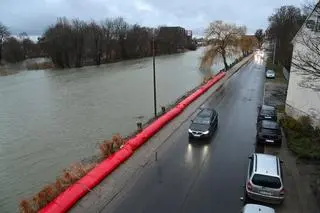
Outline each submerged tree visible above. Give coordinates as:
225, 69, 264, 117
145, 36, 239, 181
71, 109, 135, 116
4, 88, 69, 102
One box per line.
0, 22, 10, 64
201, 20, 246, 71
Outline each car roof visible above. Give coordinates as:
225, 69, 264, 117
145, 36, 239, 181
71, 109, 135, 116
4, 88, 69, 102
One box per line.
261, 105, 275, 111
243, 204, 275, 213
197, 108, 216, 117
261, 120, 279, 129
267, 69, 275, 73
254, 153, 279, 177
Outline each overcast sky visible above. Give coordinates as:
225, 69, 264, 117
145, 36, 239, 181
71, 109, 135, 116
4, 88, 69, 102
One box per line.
0, 0, 308, 37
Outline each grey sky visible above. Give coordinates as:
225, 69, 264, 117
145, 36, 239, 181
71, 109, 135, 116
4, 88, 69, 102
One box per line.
0, 0, 306, 37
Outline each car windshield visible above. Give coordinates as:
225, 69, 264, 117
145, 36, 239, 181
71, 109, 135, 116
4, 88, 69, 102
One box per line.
193, 116, 211, 124
252, 174, 281, 189
261, 127, 281, 135
261, 109, 275, 116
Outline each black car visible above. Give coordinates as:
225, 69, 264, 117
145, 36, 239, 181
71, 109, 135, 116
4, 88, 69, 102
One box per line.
257, 105, 277, 122
188, 108, 218, 140
256, 120, 282, 146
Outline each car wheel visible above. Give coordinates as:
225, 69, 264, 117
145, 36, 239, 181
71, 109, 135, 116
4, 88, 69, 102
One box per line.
243, 192, 250, 204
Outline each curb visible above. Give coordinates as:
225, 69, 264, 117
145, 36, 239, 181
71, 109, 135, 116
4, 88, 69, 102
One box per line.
39, 55, 252, 213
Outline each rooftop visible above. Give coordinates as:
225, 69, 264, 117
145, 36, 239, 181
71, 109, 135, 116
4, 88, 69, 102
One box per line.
255, 153, 279, 177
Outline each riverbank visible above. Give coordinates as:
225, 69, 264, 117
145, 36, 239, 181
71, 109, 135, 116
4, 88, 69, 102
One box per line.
0, 49, 197, 77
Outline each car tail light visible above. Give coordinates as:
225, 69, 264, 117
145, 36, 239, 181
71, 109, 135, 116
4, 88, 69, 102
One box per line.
280, 188, 285, 196
247, 181, 253, 191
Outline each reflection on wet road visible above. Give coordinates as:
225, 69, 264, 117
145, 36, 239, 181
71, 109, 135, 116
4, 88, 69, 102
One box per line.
102, 59, 266, 213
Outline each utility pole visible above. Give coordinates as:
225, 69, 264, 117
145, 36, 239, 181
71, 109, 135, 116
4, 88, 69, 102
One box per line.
152, 29, 157, 117
273, 38, 277, 65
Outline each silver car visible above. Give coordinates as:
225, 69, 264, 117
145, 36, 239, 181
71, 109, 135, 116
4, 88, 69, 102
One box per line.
245, 153, 284, 204
242, 204, 275, 213
266, 70, 275, 78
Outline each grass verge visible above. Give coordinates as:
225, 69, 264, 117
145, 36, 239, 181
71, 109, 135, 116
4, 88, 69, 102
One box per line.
280, 115, 320, 160
265, 57, 286, 83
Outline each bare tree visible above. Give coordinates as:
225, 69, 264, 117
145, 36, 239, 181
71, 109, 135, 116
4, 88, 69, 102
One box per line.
0, 22, 10, 64
266, 5, 306, 69
113, 17, 129, 59
239, 35, 257, 56
201, 20, 246, 71
125, 24, 151, 58
102, 18, 114, 62
3, 37, 24, 63
254, 29, 264, 48
291, 4, 320, 90
71, 19, 87, 67
42, 17, 74, 68
18, 32, 37, 59
302, 0, 317, 16
87, 21, 104, 65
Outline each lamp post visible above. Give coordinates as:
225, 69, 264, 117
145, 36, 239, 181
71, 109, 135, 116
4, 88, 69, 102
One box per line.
152, 29, 157, 117
273, 38, 277, 65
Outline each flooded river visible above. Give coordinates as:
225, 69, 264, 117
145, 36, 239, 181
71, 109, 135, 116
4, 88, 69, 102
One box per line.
0, 48, 231, 212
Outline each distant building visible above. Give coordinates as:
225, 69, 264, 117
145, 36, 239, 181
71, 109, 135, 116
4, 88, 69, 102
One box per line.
285, 2, 320, 126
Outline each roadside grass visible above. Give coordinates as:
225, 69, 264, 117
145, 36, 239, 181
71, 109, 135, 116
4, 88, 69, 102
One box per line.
280, 115, 320, 160
265, 58, 286, 83
276, 104, 285, 114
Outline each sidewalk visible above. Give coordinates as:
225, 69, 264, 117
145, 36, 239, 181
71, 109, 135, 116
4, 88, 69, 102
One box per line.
262, 60, 320, 213
70, 55, 253, 213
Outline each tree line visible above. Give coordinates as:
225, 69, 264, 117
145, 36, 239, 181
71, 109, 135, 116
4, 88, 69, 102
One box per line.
0, 17, 196, 68
0, 25, 42, 64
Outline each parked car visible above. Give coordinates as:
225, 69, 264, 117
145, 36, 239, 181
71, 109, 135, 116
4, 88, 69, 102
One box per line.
188, 108, 218, 140
256, 120, 282, 146
241, 204, 275, 213
257, 105, 277, 122
266, 70, 275, 79
245, 153, 285, 204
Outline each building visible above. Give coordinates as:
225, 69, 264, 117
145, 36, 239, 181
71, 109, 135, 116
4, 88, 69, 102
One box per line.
285, 2, 320, 126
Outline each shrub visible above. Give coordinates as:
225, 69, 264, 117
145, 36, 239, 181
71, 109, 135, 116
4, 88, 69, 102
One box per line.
298, 116, 314, 136
280, 115, 303, 132
99, 134, 125, 157
281, 115, 320, 160
19, 200, 35, 213
19, 162, 95, 213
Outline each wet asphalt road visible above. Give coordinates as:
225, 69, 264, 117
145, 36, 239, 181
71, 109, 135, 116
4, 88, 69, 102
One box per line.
102, 59, 265, 213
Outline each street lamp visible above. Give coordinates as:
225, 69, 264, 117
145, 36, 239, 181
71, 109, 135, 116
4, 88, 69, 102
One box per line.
152, 29, 157, 117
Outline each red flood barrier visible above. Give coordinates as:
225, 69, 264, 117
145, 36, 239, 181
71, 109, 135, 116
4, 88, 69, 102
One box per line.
39, 147, 133, 213
40, 71, 226, 213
